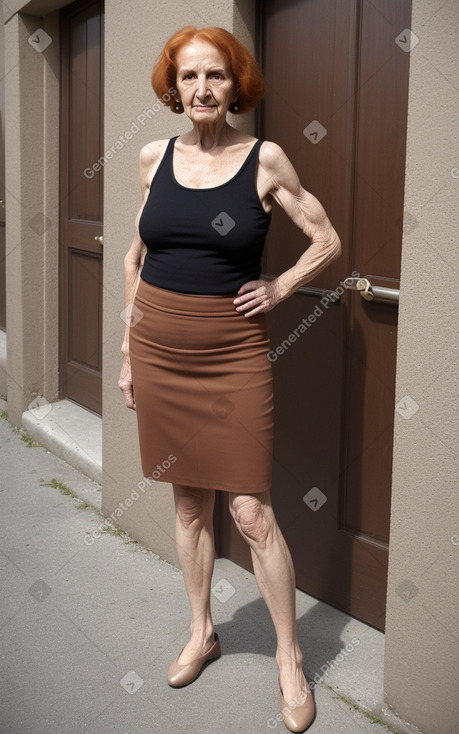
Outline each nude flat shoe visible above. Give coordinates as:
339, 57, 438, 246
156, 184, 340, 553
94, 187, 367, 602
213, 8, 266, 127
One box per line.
279, 676, 315, 732
167, 633, 221, 688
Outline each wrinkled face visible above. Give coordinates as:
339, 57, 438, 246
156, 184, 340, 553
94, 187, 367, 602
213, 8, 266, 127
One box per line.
175, 39, 237, 122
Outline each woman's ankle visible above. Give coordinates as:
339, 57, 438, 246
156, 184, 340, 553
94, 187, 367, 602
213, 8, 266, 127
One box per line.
189, 618, 215, 644
276, 645, 304, 671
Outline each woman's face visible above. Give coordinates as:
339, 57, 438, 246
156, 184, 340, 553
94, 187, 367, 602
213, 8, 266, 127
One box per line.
175, 39, 237, 122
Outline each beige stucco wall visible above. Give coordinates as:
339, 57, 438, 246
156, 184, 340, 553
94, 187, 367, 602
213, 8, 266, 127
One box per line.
101, 0, 257, 566
385, 2, 459, 732
3, 0, 68, 22
4, 8, 60, 427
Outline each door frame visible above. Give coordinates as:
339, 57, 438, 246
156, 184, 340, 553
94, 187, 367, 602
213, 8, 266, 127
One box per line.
59, 0, 104, 415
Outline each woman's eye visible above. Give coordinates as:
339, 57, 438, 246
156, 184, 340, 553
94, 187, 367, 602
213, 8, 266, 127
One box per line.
181, 71, 224, 81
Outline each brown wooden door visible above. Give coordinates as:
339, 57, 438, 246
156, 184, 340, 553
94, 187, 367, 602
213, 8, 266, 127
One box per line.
60, 0, 104, 414
215, 0, 411, 630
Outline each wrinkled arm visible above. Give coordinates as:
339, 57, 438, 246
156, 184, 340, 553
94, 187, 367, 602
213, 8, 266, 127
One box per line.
121, 215, 147, 357
234, 142, 341, 318
262, 142, 342, 300
120, 144, 158, 356
119, 145, 157, 409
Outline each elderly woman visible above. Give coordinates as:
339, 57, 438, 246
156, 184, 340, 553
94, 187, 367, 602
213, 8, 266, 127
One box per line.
119, 25, 340, 733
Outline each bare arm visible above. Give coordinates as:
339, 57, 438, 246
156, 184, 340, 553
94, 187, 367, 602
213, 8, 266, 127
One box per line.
119, 142, 163, 408
234, 141, 341, 316
120, 206, 147, 358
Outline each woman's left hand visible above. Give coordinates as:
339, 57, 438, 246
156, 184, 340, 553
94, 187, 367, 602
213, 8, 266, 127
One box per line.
233, 279, 282, 317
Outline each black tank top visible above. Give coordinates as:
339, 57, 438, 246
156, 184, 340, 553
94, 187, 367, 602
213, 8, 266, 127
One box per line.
139, 136, 271, 295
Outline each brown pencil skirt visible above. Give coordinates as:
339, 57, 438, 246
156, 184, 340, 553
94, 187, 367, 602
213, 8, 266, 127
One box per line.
129, 278, 274, 493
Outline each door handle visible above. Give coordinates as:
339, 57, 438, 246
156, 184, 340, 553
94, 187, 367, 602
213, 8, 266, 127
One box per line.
94, 235, 103, 247
344, 277, 399, 305
261, 273, 340, 301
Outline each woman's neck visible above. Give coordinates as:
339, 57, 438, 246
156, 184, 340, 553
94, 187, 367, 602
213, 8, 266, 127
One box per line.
183, 121, 238, 152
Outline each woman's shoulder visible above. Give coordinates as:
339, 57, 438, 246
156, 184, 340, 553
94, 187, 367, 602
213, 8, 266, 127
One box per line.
258, 139, 287, 170
139, 138, 171, 165
139, 139, 172, 189
257, 140, 300, 193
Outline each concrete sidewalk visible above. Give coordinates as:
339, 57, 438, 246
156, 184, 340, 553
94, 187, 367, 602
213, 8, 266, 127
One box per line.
0, 405, 422, 734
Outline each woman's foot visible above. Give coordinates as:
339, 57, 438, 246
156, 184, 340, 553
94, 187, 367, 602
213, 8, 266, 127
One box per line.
279, 674, 315, 732
277, 656, 315, 731
176, 630, 217, 666
167, 632, 221, 687
277, 653, 307, 707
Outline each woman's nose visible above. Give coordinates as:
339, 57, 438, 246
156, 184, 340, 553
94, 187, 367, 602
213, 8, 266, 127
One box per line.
196, 75, 210, 98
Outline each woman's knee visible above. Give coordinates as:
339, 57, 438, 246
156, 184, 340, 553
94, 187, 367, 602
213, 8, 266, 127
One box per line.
229, 493, 274, 547
173, 485, 214, 530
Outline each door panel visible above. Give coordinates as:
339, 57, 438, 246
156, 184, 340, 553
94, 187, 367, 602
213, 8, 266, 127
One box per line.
344, 0, 408, 557
215, 0, 411, 630
60, 0, 104, 414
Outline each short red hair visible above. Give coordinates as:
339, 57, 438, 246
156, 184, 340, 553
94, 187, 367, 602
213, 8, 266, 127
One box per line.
151, 26, 265, 114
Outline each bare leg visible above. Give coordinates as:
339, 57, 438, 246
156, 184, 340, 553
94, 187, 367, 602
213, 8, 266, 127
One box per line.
172, 484, 216, 664
229, 490, 307, 703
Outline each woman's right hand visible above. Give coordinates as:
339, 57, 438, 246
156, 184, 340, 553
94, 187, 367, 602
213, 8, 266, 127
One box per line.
119, 354, 136, 410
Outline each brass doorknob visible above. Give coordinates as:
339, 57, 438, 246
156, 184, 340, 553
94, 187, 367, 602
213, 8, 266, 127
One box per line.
94, 235, 103, 246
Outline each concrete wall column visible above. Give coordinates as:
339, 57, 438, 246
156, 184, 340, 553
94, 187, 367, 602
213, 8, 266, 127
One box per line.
384, 2, 459, 732
4, 10, 60, 427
